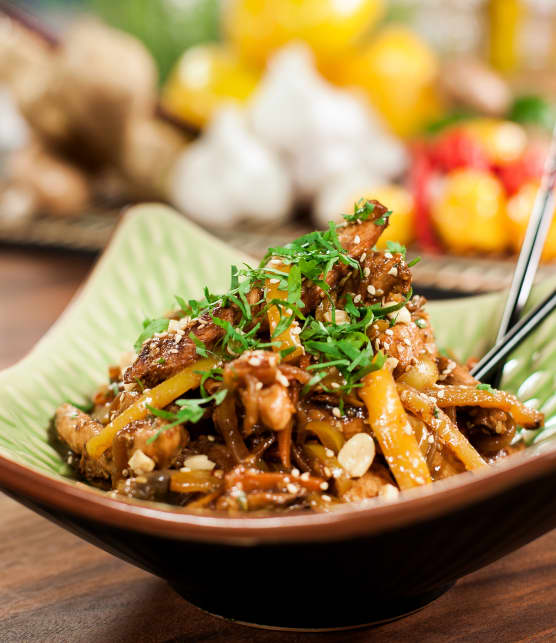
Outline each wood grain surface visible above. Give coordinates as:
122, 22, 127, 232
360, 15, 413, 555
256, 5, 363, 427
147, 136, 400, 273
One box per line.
0, 246, 555, 643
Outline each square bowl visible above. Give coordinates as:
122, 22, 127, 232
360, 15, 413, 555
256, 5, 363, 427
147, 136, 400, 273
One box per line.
1, 204, 555, 630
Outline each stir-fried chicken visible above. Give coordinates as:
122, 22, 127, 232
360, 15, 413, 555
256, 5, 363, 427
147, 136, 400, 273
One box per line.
56, 403, 112, 480
53, 197, 544, 514
125, 308, 238, 388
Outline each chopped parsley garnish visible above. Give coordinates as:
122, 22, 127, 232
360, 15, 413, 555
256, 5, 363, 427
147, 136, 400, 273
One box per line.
189, 332, 208, 357
146, 389, 227, 443
386, 240, 406, 256
134, 318, 170, 352
407, 256, 421, 268
476, 383, 495, 394
68, 399, 94, 413
375, 211, 392, 226
342, 198, 375, 224
157, 357, 166, 365
134, 200, 420, 402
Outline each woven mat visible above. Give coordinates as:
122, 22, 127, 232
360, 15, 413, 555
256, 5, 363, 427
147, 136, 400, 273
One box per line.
1, 211, 554, 294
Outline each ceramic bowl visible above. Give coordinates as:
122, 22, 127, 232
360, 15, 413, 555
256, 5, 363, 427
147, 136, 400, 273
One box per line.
1, 205, 555, 631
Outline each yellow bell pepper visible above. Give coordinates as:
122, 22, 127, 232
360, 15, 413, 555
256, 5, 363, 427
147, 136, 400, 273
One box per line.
506, 181, 556, 261
431, 168, 509, 254
86, 357, 217, 458
359, 368, 432, 490
463, 119, 526, 165
350, 184, 415, 249
333, 26, 444, 137
161, 44, 259, 128
266, 262, 304, 362
224, 0, 385, 68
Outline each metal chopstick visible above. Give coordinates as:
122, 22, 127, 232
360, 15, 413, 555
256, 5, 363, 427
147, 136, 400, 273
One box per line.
471, 289, 556, 382
488, 124, 556, 386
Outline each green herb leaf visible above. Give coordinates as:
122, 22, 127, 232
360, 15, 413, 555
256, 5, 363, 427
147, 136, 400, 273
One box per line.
342, 199, 375, 224
134, 318, 170, 352
67, 399, 94, 413
476, 383, 494, 394
386, 240, 406, 256
344, 293, 360, 319
146, 389, 228, 443
279, 346, 297, 360
407, 256, 421, 267
375, 210, 392, 226
189, 332, 208, 357
175, 295, 189, 312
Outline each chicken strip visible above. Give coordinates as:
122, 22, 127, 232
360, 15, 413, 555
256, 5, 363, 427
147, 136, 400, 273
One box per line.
124, 307, 237, 387
55, 403, 112, 480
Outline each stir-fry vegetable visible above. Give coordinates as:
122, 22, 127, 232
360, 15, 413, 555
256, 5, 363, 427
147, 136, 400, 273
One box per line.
86, 357, 217, 458
359, 368, 432, 490
53, 197, 543, 514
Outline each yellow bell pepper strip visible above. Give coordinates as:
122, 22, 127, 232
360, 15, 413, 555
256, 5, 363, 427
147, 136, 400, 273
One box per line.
304, 420, 345, 453
359, 368, 432, 490
424, 384, 543, 429
170, 470, 223, 495
397, 383, 486, 471
303, 442, 352, 495
265, 262, 304, 362
86, 357, 217, 459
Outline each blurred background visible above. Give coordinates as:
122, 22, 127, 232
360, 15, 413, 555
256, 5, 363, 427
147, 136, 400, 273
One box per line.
1, 0, 556, 297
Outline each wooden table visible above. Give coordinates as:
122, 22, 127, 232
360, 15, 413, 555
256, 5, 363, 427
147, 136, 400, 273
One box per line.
1, 246, 555, 642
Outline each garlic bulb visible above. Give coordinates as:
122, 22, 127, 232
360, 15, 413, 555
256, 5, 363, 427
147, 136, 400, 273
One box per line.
248, 44, 407, 201
169, 106, 292, 227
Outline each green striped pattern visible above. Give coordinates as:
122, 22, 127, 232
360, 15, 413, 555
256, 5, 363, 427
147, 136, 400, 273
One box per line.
0, 204, 554, 482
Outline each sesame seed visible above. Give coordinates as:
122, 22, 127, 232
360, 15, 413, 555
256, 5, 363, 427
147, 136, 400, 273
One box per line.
287, 483, 299, 494
320, 481, 329, 490
255, 381, 263, 390
207, 435, 215, 442
384, 252, 393, 259
322, 495, 332, 502
388, 266, 398, 277
364, 267, 371, 278
367, 285, 376, 295
325, 448, 334, 457
269, 278, 280, 284
291, 468, 300, 478
360, 252, 367, 262
300, 472, 310, 481
332, 407, 341, 418
376, 288, 384, 295
353, 294, 362, 303
354, 235, 361, 244
385, 328, 394, 336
